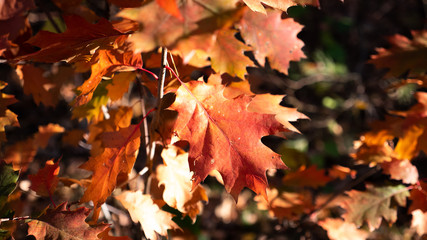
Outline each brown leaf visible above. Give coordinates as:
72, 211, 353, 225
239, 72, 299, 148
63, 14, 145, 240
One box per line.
169, 81, 294, 200
28, 159, 60, 197
3, 137, 37, 171
341, 184, 409, 231
116, 191, 180, 240
27, 202, 108, 240
408, 181, 427, 213
237, 9, 305, 74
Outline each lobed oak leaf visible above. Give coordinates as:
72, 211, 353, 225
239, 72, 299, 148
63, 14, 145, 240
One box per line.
18, 15, 128, 63
74, 49, 142, 106
156, 146, 208, 221
282, 165, 332, 188
341, 184, 409, 231
16, 64, 58, 106
380, 158, 418, 184
80, 125, 140, 221
255, 188, 313, 220
237, 9, 305, 74
169, 81, 291, 200
28, 159, 60, 197
242, 0, 319, 14
369, 30, 427, 78
318, 218, 369, 240
27, 202, 108, 240
116, 191, 180, 240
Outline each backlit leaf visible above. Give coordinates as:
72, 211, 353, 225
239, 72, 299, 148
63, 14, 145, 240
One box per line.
28, 159, 60, 197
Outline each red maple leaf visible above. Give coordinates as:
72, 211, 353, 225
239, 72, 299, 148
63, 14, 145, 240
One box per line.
169, 80, 293, 200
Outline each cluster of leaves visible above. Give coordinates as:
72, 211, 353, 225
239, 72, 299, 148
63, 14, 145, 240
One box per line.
0, 0, 426, 239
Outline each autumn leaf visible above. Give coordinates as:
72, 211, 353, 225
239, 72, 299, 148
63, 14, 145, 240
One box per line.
35, 123, 65, 149
16, 64, 58, 106
411, 209, 427, 236
80, 125, 140, 221
237, 9, 305, 74
18, 15, 129, 63
116, 191, 180, 240
255, 188, 313, 220
380, 158, 418, 184
0, 0, 34, 20
74, 49, 142, 106
27, 202, 108, 240
106, 71, 135, 102
28, 159, 60, 197
282, 165, 332, 188
156, 0, 183, 20
319, 218, 369, 240
169, 80, 291, 200
156, 146, 208, 221
408, 181, 427, 213
369, 30, 427, 78
3, 137, 37, 171
341, 184, 409, 231
242, 0, 319, 14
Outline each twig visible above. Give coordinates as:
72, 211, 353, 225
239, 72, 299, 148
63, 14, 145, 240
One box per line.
157, 47, 168, 101
42, 9, 61, 33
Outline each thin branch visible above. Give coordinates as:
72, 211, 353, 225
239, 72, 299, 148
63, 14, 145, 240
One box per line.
157, 47, 168, 102
42, 9, 61, 33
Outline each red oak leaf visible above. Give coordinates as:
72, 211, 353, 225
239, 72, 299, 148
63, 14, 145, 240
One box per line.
28, 159, 60, 197
27, 202, 108, 240
18, 15, 128, 63
80, 125, 140, 221
169, 81, 291, 200
74, 49, 142, 106
242, 0, 319, 14
237, 9, 305, 74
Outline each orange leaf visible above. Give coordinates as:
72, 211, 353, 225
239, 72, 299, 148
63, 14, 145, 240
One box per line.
35, 123, 65, 149
16, 64, 58, 106
116, 191, 180, 240
74, 49, 142, 106
156, 0, 183, 20
369, 30, 427, 78
28, 160, 60, 197
3, 137, 37, 171
237, 9, 305, 74
27, 202, 108, 240
156, 146, 208, 221
18, 15, 127, 63
255, 188, 313, 220
242, 0, 319, 14
282, 165, 332, 188
169, 81, 291, 200
106, 71, 135, 102
209, 29, 252, 79
80, 125, 140, 221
